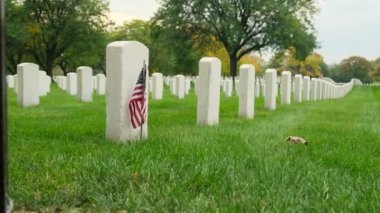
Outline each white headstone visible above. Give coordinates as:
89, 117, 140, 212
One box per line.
294, 74, 303, 103
93, 76, 98, 91
151, 73, 163, 100
316, 79, 321, 100
265, 69, 277, 111
255, 80, 260, 98
310, 78, 317, 101
66, 73, 78, 96
239, 65, 255, 119
148, 79, 153, 93
197, 57, 221, 126
77, 66, 93, 102
235, 80, 240, 96
13, 74, 18, 94
61, 76, 67, 91
45, 75, 51, 94
224, 79, 233, 97
261, 82, 266, 97
38, 71, 48, 96
303, 76, 310, 101
17, 63, 39, 107
175, 75, 185, 99
169, 78, 176, 95
194, 78, 199, 96
185, 79, 191, 95
321, 81, 327, 100
96, 74, 106, 95
6, 75, 14, 88
164, 76, 170, 86
106, 41, 149, 142
281, 71, 291, 105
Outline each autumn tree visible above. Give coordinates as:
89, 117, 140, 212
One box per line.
155, 0, 318, 79
268, 50, 327, 77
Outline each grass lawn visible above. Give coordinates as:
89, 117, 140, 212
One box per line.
7, 84, 380, 212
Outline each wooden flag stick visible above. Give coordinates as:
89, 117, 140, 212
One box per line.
0, 0, 9, 211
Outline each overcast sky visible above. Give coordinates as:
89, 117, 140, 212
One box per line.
108, 0, 380, 64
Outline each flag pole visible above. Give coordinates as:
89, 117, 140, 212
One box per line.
140, 61, 146, 141
0, 0, 9, 211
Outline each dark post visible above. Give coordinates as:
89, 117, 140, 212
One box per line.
0, 0, 8, 211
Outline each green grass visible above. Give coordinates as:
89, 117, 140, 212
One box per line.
7, 85, 380, 212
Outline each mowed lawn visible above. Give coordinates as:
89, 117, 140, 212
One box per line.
7, 84, 380, 212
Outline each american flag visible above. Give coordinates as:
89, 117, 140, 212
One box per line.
129, 62, 147, 129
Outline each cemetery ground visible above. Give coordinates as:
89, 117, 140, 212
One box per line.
8, 85, 380, 211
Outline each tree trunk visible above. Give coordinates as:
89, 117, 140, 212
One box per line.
45, 50, 55, 77
229, 54, 238, 84
46, 59, 54, 77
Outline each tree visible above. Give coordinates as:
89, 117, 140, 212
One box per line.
22, 0, 109, 76
370, 57, 380, 82
155, 0, 318, 79
58, 30, 107, 75
338, 56, 373, 83
5, 0, 30, 74
268, 50, 326, 77
150, 20, 202, 75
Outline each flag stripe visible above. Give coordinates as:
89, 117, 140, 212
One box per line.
128, 63, 147, 129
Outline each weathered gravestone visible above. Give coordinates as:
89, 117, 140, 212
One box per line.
239, 64, 255, 119
151, 73, 163, 100
17, 63, 39, 107
197, 57, 221, 126
281, 71, 291, 105
106, 41, 149, 142
77, 66, 93, 102
265, 69, 277, 110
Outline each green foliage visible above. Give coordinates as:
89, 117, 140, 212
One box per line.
370, 58, 380, 82
268, 50, 326, 77
7, 86, 380, 211
333, 56, 373, 83
150, 20, 202, 75
5, 0, 109, 76
108, 20, 201, 76
155, 0, 318, 77
5, 0, 30, 74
